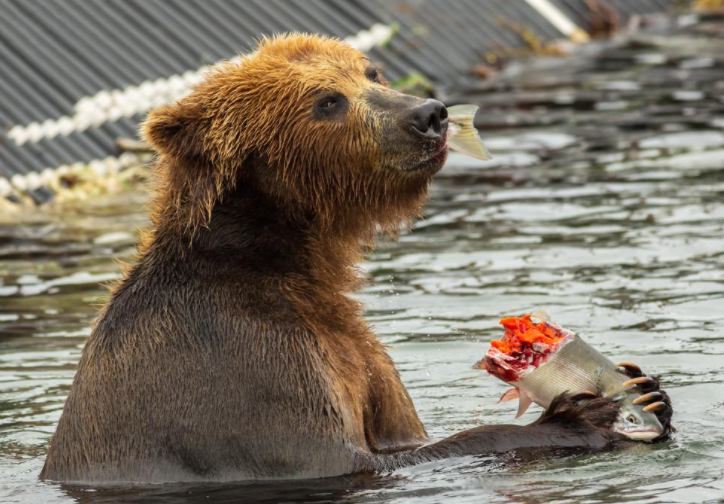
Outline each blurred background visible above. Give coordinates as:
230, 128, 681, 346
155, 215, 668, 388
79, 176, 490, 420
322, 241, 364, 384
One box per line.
2, 1, 724, 503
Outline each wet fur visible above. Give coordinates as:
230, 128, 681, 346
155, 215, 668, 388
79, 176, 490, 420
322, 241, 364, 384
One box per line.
535, 393, 622, 430
42, 34, 649, 483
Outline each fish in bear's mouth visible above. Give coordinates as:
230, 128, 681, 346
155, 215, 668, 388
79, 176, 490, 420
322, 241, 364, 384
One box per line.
402, 103, 491, 173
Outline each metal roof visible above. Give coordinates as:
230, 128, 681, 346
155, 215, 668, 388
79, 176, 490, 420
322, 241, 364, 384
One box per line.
0, 0, 679, 203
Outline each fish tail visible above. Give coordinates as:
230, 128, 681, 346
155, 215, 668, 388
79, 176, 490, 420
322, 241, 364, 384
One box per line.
446, 105, 491, 161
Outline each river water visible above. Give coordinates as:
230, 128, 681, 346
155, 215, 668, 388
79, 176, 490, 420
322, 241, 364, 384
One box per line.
2, 14, 724, 504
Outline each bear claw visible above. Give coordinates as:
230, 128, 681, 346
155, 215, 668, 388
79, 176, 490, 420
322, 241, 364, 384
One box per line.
632, 391, 662, 405
616, 362, 642, 376
642, 401, 668, 413
623, 376, 656, 388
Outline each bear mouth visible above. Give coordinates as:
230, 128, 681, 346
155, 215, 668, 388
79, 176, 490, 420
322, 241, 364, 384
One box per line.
403, 141, 449, 174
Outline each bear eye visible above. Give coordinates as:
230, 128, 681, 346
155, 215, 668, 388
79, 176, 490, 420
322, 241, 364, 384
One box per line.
365, 66, 380, 83
319, 96, 338, 109
315, 92, 346, 117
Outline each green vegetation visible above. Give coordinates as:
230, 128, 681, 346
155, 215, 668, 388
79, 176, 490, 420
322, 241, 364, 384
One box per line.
391, 72, 434, 98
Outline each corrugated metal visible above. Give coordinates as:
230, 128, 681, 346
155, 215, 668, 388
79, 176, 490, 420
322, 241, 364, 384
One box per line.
0, 0, 680, 203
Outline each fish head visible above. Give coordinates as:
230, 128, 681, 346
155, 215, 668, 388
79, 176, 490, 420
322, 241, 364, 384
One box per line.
612, 399, 664, 441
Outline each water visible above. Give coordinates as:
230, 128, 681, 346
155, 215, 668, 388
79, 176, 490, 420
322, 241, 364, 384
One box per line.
2, 16, 724, 504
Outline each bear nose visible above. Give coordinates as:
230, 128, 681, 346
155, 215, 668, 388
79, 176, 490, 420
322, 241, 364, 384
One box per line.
410, 99, 448, 138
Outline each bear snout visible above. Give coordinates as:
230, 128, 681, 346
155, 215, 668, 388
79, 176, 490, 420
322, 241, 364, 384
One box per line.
408, 99, 448, 140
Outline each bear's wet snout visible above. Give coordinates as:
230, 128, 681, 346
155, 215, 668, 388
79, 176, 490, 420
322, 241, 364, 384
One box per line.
409, 99, 448, 139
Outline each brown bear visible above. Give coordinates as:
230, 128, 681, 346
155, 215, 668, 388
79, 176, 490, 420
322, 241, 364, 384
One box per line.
40, 34, 672, 482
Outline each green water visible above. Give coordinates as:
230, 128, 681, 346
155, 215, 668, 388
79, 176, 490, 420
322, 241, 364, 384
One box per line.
2, 19, 724, 504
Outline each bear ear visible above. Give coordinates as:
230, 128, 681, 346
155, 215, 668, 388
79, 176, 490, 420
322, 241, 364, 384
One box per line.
143, 101, 205, 159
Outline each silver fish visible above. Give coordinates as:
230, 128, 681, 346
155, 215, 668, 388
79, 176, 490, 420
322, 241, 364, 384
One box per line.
477, 310, 664, 441
446, 104, 491, 161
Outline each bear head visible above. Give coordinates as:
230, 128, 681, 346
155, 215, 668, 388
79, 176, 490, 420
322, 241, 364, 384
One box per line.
143, 33, 449, 238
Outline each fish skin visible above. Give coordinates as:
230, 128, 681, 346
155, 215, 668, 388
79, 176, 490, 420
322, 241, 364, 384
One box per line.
485, 321, 664, 441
